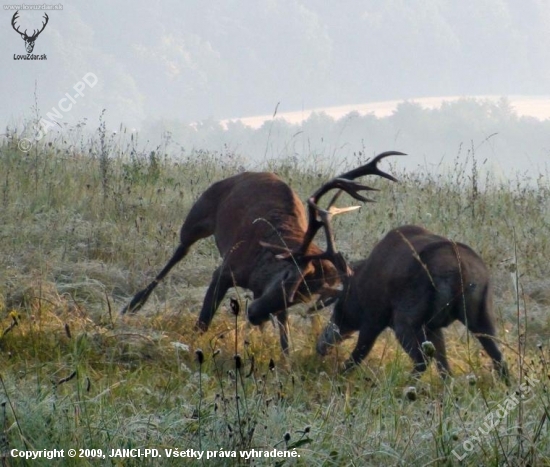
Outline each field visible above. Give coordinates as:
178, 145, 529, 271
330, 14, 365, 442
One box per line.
1, 127, 549, 466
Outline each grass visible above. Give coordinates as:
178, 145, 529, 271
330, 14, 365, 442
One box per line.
0, 126, 549, 466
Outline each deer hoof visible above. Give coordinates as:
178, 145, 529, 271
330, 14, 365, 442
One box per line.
194, 321, 209, 333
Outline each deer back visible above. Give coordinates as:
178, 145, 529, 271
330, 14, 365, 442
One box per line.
346, 225, 491, 328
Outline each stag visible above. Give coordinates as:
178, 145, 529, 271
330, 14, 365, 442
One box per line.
11, 11, 49, 53
121, 151, 404, 353
283, 211, 509, 382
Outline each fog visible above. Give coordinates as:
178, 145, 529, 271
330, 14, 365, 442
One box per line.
1, 1, 549, 177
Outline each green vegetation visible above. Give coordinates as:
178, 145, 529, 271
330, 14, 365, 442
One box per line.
1, 128, 549, 466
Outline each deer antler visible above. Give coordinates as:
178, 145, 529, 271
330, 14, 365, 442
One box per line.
262, 151, 405, 260
304, 204, 353, 274
12, 11, 48, 39
27, 13, 49, 39
34, 13, 49, 39
336, 150, 402, 182
11, 11, 22, 35
300, 151, 405, 256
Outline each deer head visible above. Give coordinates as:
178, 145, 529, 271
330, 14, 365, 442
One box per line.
12, 11, 49, 54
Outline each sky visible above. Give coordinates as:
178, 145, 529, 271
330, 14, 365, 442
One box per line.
1, 1, 549, 174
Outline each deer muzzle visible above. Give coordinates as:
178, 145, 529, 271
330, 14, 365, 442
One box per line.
316, 322, 343, 356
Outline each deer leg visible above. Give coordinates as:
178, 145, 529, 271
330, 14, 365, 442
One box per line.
122, 205, 214, 314
466, 320, 510, 385
195, 266, 233, 332
121, 243, 190, 314
276, 308, 291, 355
248, 286, 292, 353
343, 324, 385, 372
247, 269, 296, 326
246, 270, 300, 353
425, 328, 451, 378
394, 324, 429, 378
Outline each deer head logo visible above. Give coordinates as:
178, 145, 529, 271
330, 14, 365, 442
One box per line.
11, 11, 49, 54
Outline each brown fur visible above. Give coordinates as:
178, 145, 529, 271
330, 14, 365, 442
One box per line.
121, 172, 340, 352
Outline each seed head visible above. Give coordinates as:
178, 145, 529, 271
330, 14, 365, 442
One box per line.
195, 349, 204, 365
421, 341, 436, 358
404, 386, 417, 401
234, 354, 242, 370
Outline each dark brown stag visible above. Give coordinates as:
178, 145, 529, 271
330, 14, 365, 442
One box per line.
121, 151, 404, 352
11, 11, 49, 53
287, 210, 509, 382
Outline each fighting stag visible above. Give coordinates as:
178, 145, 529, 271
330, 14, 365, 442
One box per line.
294, 215, 509, 383
11, 11, 49, 53
121, 151, 404, 353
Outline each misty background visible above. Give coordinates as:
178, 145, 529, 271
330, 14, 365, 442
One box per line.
1, 0, 549, 177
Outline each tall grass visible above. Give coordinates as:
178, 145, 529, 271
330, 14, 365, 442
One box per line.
0, 125, 549, 466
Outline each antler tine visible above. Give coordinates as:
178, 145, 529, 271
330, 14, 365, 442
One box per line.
311, 178, 377, 206
338, 150, 406, 182
41, 13, 49, 29
300, 201, 352, 278
31, 13, 49, 38
11, 11, 21, 33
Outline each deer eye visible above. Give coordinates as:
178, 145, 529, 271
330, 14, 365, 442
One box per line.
282, 269, 294, 281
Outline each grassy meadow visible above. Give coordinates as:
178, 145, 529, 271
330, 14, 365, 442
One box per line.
0, 126, 549, 466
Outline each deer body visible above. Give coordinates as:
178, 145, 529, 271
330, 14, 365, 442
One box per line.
317, 225, 509, 383
122, 152, 404, 354
179, 172, 337, 335
123, 172, 338, 352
